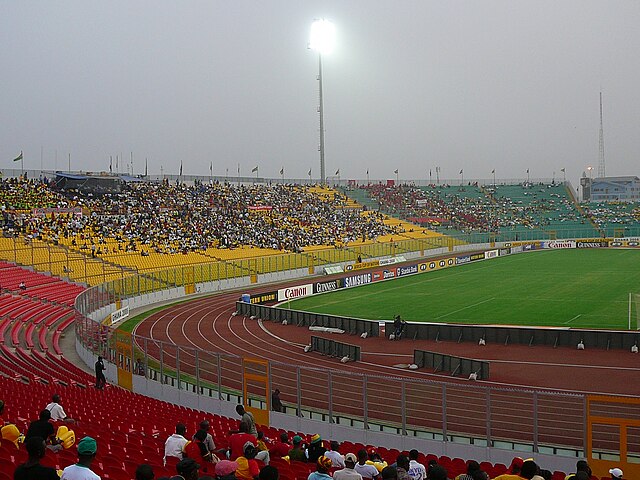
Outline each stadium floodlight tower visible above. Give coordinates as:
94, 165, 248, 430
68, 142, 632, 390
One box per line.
309, 18, 336, 185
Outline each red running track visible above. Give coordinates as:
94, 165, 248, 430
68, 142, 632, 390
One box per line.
133, 280, 640, 398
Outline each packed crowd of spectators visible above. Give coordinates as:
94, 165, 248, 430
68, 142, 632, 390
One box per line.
0, 178, 400, 255
361, 183, 591, 235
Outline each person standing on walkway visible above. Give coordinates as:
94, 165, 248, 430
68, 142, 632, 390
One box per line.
95, 356, 106, 389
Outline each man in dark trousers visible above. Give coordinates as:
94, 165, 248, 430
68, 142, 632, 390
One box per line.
95, 355, 106, 389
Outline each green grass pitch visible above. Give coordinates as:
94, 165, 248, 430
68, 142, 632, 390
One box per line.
287, 249, 640, 330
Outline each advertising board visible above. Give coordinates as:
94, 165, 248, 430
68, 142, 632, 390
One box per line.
344, 273, 372, 288
277, 284, 313, 301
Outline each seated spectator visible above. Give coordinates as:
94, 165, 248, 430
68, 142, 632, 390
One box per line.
269, 432, 290, 459
19, 281, 26, 290
288, 435, 306, 462
60, 436, 99, 480
25, 409, 62, 452
216, 460, 239, 480
494, 457, 523, 480
456, 461, 485, 480
256, 431, 269, 453
228, 422, 257, 461
407, 450, 426, 480
333, 453, 362, 480
259, 465, 279, 480
236, 442, 260, 480
184, 429, 215, 476
164, 422, 188, 465
309, 455, 333, 480
395, 455, 410, 480
135, 464, 155, 480
13, 436, 59, 480
165, 458, 200, 480
324, 440, 345, 468
366, 448, 387, 472
306, 434, 326, 464
608, 468, 623, 480
564, 460, 591, 480
428, 466, 448, 480
520, 461, 539, 480
355, 449, 380, 480
381, 466, 397, 480
196, 420, 216, 455
0, 399, 5, 424
45, 394, 72, 423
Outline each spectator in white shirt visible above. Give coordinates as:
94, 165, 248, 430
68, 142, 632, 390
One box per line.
407, 450, 426, 480
164, 423, 188, 465
45, 394, 72, 423
325, 441, 345, 468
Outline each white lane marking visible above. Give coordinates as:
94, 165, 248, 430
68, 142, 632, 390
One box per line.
435, 297, 495, 319
564, 314, 582, 324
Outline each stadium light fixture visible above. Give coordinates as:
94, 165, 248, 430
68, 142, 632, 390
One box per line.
310, 19, 336, 55
309, 19, 336, 184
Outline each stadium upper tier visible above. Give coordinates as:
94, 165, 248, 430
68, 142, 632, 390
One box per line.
0, 178, 444, 283
350, 182, 605, 240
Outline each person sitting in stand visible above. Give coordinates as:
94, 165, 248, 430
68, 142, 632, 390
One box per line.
269, 432, 290, 459
324, 441, 345, 468
13, 436, 60, 480
236, 442, 261, 480
25, 410, 62, 452
308, 456, 333, 480
288, 435, 306, 462
19, 281, 26, 290
184, 429, 214, 476
366, 448, 388, 473
355, 449, 381, 480
306, 434, 326, 464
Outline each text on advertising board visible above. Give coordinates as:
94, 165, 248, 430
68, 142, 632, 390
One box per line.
277, 284, 313, 301
344, 273, 372, 288
314, 279, 342, 293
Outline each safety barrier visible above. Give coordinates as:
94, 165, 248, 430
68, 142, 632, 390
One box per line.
310, 336, 361, 362
402, 323, 640, 351
236, 302, 380, 338
413, 350, 490, 380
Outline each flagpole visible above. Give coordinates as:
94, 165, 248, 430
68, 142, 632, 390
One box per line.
40, 146, 43, 176
493, 170, 496, 186
22, 152, 24, 177
366, 170, 369, 185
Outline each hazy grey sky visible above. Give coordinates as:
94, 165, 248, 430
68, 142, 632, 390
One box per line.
1, 1, 639, 186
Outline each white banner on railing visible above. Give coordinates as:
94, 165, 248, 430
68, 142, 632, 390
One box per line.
109, 306, 130, 326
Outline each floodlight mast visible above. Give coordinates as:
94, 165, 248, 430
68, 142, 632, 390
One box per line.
310, 19, 335, 184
